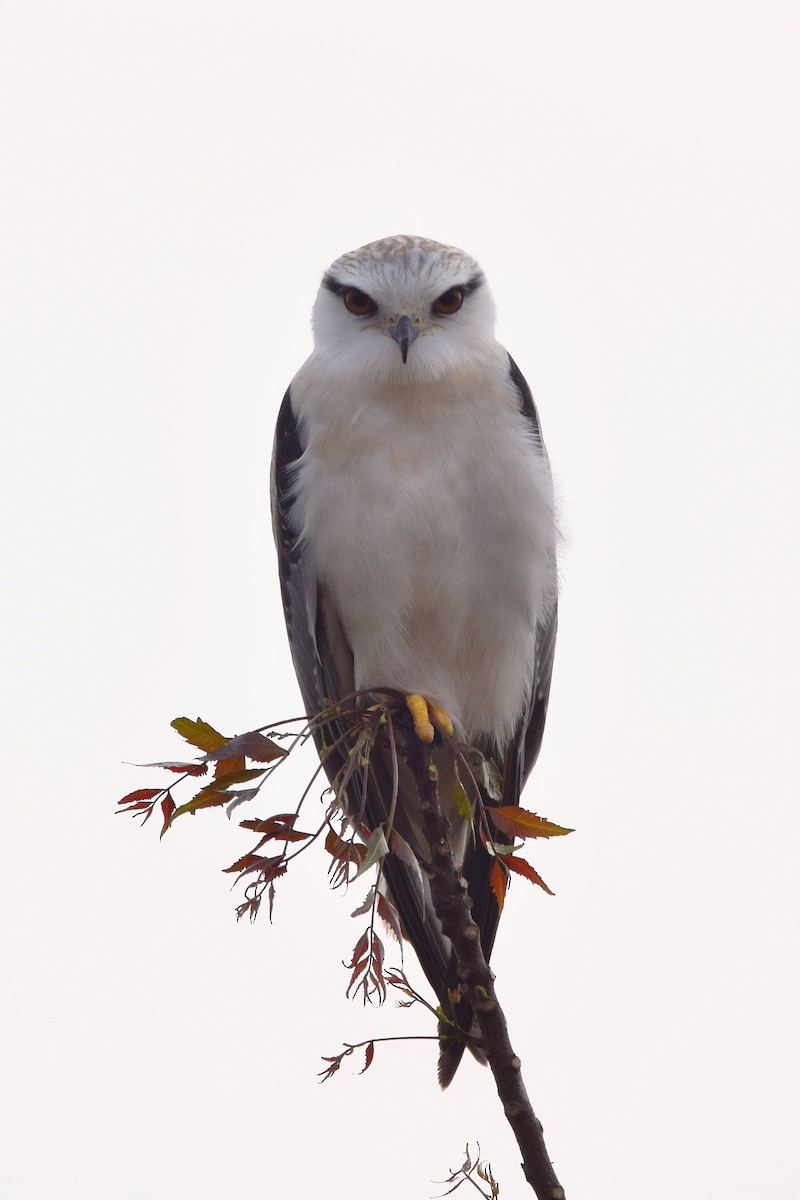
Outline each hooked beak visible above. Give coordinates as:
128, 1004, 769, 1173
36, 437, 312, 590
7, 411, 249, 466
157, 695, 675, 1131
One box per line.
390, 315, 419, 364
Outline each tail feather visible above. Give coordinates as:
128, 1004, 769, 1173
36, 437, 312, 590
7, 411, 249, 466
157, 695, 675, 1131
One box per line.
437, 1001, 487, 1088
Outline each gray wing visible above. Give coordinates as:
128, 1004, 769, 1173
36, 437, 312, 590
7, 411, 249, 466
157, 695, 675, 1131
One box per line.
502, 354, 559, 799
271, 386, 456, 1020
452, 355, 558, 1082
271, 388, 342, 720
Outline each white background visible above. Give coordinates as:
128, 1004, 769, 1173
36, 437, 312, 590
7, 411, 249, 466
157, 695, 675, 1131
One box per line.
2, 2, 799, 1197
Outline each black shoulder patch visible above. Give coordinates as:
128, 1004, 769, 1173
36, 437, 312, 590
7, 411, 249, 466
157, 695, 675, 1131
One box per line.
507, 353, 543, 445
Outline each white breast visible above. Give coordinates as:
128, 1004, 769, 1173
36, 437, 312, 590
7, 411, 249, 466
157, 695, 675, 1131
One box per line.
290, 348, 556, 747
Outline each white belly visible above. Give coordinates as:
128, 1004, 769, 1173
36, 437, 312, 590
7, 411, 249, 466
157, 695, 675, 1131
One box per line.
292, 361, 556, 746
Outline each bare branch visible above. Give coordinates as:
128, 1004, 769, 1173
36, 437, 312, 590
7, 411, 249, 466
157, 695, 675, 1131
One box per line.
404, 725, 566, 1200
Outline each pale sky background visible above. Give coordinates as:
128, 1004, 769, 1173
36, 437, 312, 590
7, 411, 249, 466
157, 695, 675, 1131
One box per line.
2, 2, 799, 1197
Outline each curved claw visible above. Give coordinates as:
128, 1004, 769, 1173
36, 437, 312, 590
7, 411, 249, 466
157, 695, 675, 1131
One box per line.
405, 694, 454, 742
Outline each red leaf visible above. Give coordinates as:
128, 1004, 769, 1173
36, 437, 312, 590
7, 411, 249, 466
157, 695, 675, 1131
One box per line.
489, 859, 508, 913
360, 1042, 375, 1074
325, 828, 366, 866
159, 792, 176, 839
223, 853, 287, 885
502, 853, 555, 896
239, 814, 310, 843
117, 788, 160, 807
240, 812, 297, 830
213, 756, 248, 781
318, 1054, 344, 1082
377, 893, 402, 942
345, 931, 369, 969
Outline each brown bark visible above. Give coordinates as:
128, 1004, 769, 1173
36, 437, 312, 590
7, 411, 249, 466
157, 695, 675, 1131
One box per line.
405, 733, 566, 1200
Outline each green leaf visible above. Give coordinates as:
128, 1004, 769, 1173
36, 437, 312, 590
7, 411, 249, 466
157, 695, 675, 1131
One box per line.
170, 717, 229, 754
454, 779, 472, 822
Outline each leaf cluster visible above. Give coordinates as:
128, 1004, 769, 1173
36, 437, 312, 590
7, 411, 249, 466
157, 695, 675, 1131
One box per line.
116, 698, 572, 1035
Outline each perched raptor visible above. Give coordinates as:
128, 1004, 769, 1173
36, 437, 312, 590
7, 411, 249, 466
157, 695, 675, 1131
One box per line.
271, 235, 557, 1086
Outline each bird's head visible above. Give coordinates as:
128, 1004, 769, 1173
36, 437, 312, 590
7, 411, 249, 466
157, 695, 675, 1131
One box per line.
310, 235, 498, 384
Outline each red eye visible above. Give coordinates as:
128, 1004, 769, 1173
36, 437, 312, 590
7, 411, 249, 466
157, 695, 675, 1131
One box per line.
344, 289, 377, 316
433, 288, 464, 315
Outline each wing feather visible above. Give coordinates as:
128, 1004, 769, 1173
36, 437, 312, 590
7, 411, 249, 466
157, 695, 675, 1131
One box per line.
439, 355, 558, 1085
271, 387, 456, 1024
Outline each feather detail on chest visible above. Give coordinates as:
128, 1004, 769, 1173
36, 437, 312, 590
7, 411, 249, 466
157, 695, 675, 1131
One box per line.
289, 357, 556, 745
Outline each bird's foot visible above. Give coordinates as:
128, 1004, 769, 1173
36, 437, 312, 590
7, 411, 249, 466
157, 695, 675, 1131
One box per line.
405, 694, 454, 743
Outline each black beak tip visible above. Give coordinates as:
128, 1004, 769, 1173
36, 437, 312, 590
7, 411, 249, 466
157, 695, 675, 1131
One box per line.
392, 314, 417, 365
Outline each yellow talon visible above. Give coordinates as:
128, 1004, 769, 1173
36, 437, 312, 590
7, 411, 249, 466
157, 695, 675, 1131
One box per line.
429, 703, 454, 737
406, 694, 434, 742
405, 694, 454, 742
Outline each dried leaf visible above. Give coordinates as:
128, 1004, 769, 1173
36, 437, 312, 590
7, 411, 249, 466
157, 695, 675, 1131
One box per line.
134, 761, 208, 776
238, 814, 310, 842
490, 806, 573, 841
502, 853, 555, 896
223, 851, 286, 880
345, 930, 369, 970
318, 1052, 346, 1082
377, 893, 403, 942
359, 1041, 375, 1074
170, 716, 229, 754
224, 788, 262, 818
202, 731, 287, 763
325, 827, 366, 865
351, 885, 375, 918
325, 827, 366, 887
